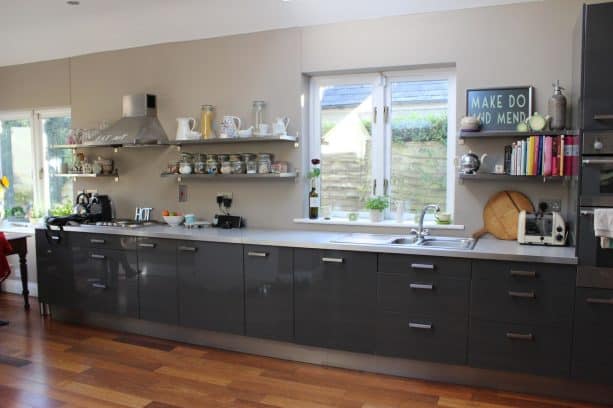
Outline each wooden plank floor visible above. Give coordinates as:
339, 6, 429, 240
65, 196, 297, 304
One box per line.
0, 293, 606, 408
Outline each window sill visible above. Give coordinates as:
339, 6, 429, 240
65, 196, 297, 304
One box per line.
293, 218, 465, 230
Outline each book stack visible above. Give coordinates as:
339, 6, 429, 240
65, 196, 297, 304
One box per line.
505, 135, 578, 176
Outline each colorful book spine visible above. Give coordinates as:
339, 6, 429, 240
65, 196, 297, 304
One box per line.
552, 137, 559, 176
560, 135, 565, 176
543, 136, 552, 177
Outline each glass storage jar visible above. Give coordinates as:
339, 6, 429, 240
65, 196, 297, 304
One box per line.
221, 161, 232, 175
205, 154, 219, 174
194, 154, 206, 174
200, 104, 216, 139
257, 153, 272, 174
252, 100, 266, 131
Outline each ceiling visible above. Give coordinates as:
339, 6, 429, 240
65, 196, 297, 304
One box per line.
0, 0, 539, 67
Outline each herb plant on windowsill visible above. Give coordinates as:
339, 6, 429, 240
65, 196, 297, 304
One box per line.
365, 196, 389, 223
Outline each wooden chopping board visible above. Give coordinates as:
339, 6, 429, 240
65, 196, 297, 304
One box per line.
472, 191, 534, 240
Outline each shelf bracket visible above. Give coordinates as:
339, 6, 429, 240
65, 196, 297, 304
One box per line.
294, 137, 300, 149
177, 175, 182, 183
114, 147, 119, 153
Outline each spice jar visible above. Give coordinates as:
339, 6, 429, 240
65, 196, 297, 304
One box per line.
167, 161, 180, 174
221, 161, 232, 175
194, 154, 206, 174
217, 154, 229, 174
230, 154, 245, 174
206, 154, 219, 174
200, 104, 216, 139
257, 153, 272, 174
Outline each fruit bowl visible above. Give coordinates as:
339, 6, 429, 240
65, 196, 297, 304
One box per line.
163, 215, 184, 227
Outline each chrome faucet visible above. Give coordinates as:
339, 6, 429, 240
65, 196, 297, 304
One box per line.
412, 204, 441, 239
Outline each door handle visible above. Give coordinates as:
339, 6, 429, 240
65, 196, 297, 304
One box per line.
409, 283, 434, 290
506, 332, 534, 341
409, 322, 432, 330
90, 238, 105, 244
138, 243, 156, 248
51, 235, 60, 241
411, 263, 434, 270
90, 254, 106, 260
594, 114, 613, 120
248, 252, 268, 257
91, 283, 107, 289
582, 158, 613, 165
580, 209, 594, 216
178, 246, 197, 252
322, 257, 344, 264
510, 270, 536, 278
508, 291, 536, 299
586, 297, 613, 305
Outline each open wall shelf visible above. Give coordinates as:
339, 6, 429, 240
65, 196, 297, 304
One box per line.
459, 130, 579, 140
458, 173, 570, 184
160, 172, 298, 182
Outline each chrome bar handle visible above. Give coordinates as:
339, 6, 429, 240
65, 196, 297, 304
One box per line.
91, 283, 107, 289
587, 297, 613, 305
138, 243, 156, 248
90, 238, 105, 244
582, 158, 613, 165
409, 322, 433, 330
90, 254, 106, 260
51, 235, 61, 241
411, 263, 435, 270
248, 252, 268, 257
508, 291, 536, 299
410, 283, 434, 290
580, 209, 594, 216
506, 332, 534, 341
322, 257, 344, 264
594, 114, 613, 120
510, 270, 536, 278
178, 246, 197, 252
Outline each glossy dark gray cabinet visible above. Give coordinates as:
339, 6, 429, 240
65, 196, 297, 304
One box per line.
294, 249, 377, 353
244, 245, 293, 341
572, 287, 613, 385
177, 241, 244, 334
582, 2, 613, 130
35, 229, 75, 308
137, 238, 178, 325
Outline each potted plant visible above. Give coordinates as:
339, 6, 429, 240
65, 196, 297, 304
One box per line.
365, 196, 389, 222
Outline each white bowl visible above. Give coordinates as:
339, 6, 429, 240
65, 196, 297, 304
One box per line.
163, 215, 185, 227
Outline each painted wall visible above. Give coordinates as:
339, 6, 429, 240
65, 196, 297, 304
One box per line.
0, 0, 585, 257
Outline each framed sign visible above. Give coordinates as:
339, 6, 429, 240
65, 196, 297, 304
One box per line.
466, 86, 534, 131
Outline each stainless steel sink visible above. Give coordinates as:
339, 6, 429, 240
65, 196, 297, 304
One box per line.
390, 237, 419, 245
331, 234, 475, 250
417, 236, 476, 250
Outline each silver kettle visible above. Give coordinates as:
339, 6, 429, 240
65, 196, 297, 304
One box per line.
460, 152, 488, 174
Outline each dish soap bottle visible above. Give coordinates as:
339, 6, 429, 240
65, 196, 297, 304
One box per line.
548, 81, 567, 130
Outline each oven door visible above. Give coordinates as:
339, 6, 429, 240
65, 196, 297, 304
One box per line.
580, 156, 613, 206
578, 208, 613, 272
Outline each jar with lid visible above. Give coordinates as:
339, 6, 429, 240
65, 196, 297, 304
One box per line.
200, 105, 216, 139
220, 160, 232, 175
217, 154, 229, 174
257, 153, 272, 174
230, 154, 245, 174
252, 101, 266, 131
205, 154, 219, 174
167, 160, 180, 174
193, 154, 206, 174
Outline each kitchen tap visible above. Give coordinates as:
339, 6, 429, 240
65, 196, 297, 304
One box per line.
412, 204, 441, 240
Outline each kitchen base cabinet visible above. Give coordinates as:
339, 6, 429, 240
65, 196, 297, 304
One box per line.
377, 312, 467, 364
36, 229, 76, 308
469, 320, 571, 378
137, 238, 178, 325
244, 245, 293, 342
294, 249, 377, 354
178, 241, 244, 335
73, 248, 138, 318
572, 287, 613, 385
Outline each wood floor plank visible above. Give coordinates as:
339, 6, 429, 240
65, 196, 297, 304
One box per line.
0, 293, 608, 408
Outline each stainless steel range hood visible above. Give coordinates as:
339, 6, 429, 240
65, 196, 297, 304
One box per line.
92, 94, 169, 146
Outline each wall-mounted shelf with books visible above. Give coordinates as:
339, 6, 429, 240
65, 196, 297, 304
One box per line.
459, 129, 579, 140
458, 173, 569, 184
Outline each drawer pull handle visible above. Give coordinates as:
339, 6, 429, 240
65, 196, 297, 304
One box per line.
248, 252, 268, 257
178, 246, 197, 252
508, 291, 536, 299
510, 270, 536, 278
594, 114, 613, 120
138, 243, 156, 248
90, 239, 105, 244
91, 283, 107, 289
322, 257, 344, 264
586, 297, 613, 305
410, 283, 434, 290
411, 263, 434, 270
506, 332, 534, 341
51, 235, 61, 241
90, 254, 106, 260
409, 322, 432, 330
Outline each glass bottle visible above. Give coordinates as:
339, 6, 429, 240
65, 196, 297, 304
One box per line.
309, 182, 320, 219
252, 100, 266, 131
200, 105, 216, 139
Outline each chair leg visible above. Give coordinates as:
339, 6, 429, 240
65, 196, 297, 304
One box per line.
0, 320, 8, 326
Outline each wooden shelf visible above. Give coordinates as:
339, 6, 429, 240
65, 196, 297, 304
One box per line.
160, 172, 298, 181
458, 173, 569, 183
52, 173, 119, 182
169, 135, 298, 147
459, 130, 579, 139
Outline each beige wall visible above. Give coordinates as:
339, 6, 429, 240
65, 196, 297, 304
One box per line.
0, 0, 585, 237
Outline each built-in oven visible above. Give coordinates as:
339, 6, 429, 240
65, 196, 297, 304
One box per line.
580, 131, 613, 207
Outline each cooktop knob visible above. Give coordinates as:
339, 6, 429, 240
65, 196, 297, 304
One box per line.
556, 234, 564, 241
594, 139, 604, 151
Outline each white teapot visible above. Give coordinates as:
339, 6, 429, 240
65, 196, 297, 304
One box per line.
272, 117, 290, 136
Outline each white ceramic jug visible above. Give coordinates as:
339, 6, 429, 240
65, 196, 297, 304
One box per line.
176, 117, 197, 140
272, 117, 290, 135
220, 115, 241, 138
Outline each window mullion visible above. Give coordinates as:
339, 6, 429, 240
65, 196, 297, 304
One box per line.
371, 76, 386, 198
31, 110, 46, 213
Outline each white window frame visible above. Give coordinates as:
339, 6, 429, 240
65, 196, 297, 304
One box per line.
309, 69, 456, 220
0, 107, 71, 215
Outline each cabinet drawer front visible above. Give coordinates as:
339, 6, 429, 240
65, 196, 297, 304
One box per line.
85, 234, 136, 250
378, 273, 469, 317
379, 254, 470, 279
575, 287, 613, 325
469, 320, 571, 377
471, 261, 575, 326
377, 312, 467, 365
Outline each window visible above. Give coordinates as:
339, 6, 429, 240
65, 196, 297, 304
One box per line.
310, 69, 455, 220
0, 108, 71, 220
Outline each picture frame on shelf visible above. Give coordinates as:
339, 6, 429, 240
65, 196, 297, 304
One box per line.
466, 86, 534, 131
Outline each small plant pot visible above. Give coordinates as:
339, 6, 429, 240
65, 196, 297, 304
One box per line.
369, 210, 384, 223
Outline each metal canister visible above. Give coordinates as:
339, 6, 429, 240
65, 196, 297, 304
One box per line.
548, 81, 567, 130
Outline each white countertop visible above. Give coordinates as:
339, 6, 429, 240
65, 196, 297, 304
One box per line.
35, 224, 578, 264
